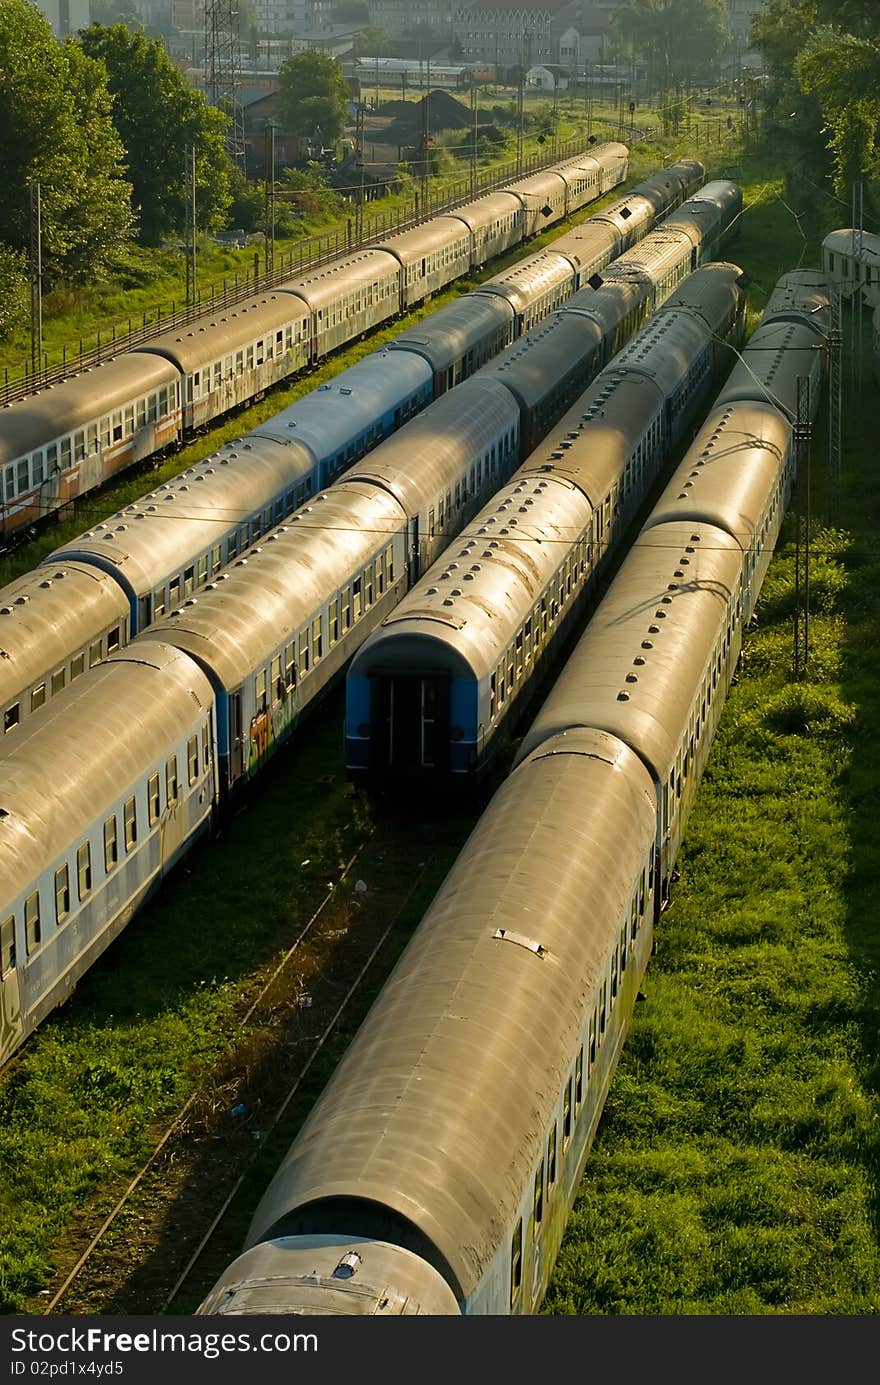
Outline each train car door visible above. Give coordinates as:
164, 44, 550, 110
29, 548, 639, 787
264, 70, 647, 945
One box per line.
0, 957, 23, 1065
375, 675, 448, 774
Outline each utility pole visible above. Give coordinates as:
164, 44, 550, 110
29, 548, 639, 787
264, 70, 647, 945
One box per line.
470, 78, 478, 198
827, 288, 843, 524
355, 98, 365, 242
185, 146, 198, 310
420, 57, 430, 207
793, 374, 812, 678
852, 180, 864, 387
264, 123, 275, 277
29, 181, 42, 376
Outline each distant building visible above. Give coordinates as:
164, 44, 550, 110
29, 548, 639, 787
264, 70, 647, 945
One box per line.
33, 0, 90, 37
367, 0, 457, 41
526, 63, 569, 89
453, 1, 614, 73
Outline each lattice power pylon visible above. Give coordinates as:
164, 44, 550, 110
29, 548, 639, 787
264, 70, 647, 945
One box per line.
204, 0, 246, 172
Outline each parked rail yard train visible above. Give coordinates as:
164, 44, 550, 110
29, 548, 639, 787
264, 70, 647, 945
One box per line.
0, 183, 741, 1067
195, 268, 832, 1316
344, 262, 747, 784
0, 160, 715, 739
0, 146, 640, 544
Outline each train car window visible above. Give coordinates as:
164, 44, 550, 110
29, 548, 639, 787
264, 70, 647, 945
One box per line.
352, 578, 362, 622
599, 983, 607, 1035
124, 797, 137, 852
620, 923, 628, 971
212, 362, 223, 389
188, 735, 199, 786
31, 451, 43, 486
298, 632, 309, 676
54, 865, 70, 926
169, 578, 181, 609
575, 1049, 583, 1107
365, 564, 373, 608
563, 1079, 572, 1145
328, 599, 339, 647
107, 626, 120, 654
281, 645, 293, 690
270, 656, 282, 701
246, 345, 254, 370
533, 1161, 544, 1225
312, 618, 322, 663
24, 891, 41, 954
4, 703, 19, 733
341, 589, 351, 634
236, 350, 244, 374
147, 775, 160, 827
89, 641, 102, 669
510, 1220, 523, 1305
74, 430, 86, 462
137, 398, 147, 428
88, 423, 99, 455
548, 1124, 557, 1189
256, 669, 268, 712
611, 945, 619, 998
153, 587, 166, 620
386, 545, 394, 582
30, 684, 46, 712
0, 916, 14, 977
77, 842, 92, 901
16, 459, 29, 493
112, 412, 123, 443
166, 755, 179, 804
490, 672, 496, 720
103, 808, 117, 864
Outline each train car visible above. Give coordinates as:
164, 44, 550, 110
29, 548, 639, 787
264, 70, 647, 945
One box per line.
0, 355, 181, 543
46, 434, 316, 636
376, 219, 473, 308
345, 263, 746, 785
0, 641, 216, 1066
137, 377, 520, 793
249, 348, 433, 488
199, 271, 831, 1319
0, 563, 130, 739
387, 294, 515, 395
446, 191, 524, 266
131, 291, 312, 433
473, 249, 579, 334
822, 227, 880, 302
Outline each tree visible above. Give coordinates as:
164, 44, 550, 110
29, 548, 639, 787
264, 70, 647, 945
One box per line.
78, 23, 231, 243
798, 27, 880, 194
0, 0, 132, 282
613, 0, 731, 91
0, 244, 28, 340
276, 52, 350, 147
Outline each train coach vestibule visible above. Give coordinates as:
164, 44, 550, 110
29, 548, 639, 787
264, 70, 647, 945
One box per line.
373, 675, 448, 773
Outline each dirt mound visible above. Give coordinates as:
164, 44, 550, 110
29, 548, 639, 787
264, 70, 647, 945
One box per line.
379, 88, 474, 137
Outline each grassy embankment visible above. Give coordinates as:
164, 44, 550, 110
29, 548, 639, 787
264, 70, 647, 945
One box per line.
543, 143, 880, 1313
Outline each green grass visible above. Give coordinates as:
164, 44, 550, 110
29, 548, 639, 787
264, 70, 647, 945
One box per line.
542, 135, 880, 1314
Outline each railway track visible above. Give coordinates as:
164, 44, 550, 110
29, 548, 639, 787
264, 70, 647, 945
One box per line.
36, 813, 465, 1314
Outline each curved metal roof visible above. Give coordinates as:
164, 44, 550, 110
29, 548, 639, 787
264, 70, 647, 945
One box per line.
517, 521, 743, 782
0, 641, 214, 908
342, 376, 520, 519
474, 250, 574, 316
244, 726, 656, 1301
251, 349, 432, 457
200, 1236, 461, 1316
761, 270, 833, 332
0, 354, 179, 469
714, 319, 825, 422
0, 562, 129, 714
138, 482, 407, 690
47, 435, 313, 604
131, 293, 310, 375
475, 311, 603, 412
387, 294, 514, 374
280, 249, 401, 312
350, 471, 591, 683
644, 402, 791, 547
376, 216, 471, 266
